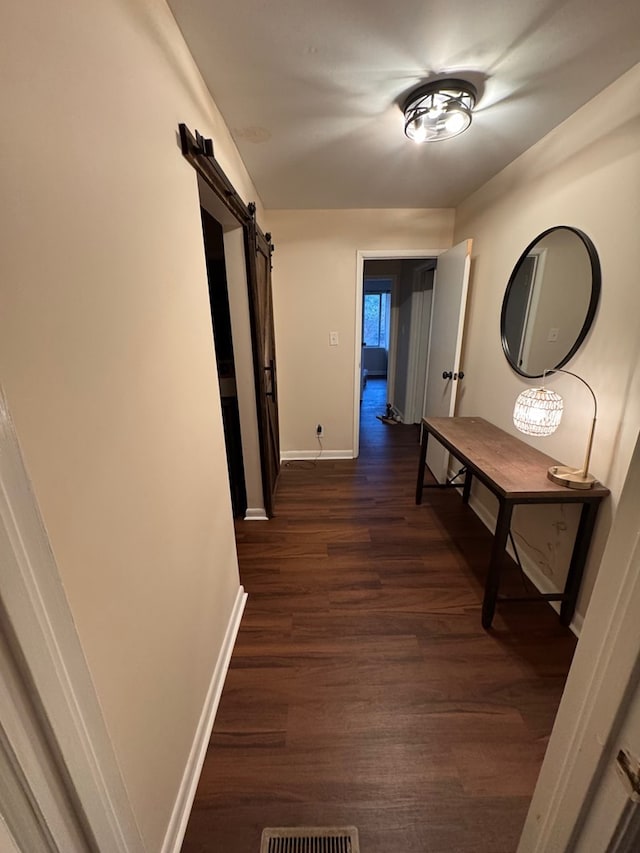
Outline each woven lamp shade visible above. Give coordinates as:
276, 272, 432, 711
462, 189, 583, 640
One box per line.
513, 387, 563, 436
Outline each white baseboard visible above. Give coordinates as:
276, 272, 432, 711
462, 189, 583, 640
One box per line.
244, 507, 268, 521
161, 585, 247, 853
452, 477, 581, 638
281, 450, 354, 461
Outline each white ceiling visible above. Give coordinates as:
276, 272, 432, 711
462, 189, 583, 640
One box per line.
167, 0, 640, 209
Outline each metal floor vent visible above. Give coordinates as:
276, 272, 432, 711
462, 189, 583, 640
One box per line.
261, 826, 360, 853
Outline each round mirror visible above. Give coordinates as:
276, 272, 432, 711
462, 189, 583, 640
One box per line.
501, 226, 601, 378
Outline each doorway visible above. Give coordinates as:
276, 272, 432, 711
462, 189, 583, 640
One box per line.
194, 174, 269, 520
355, 252, 437, 455
180, 125, 280, 520
200, 208, 247, 518
354, 243, 472, 464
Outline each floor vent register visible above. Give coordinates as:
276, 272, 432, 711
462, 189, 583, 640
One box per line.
261, 826, 360, 852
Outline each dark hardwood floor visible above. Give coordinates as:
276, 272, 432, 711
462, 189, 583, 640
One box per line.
181, 378, 576, 853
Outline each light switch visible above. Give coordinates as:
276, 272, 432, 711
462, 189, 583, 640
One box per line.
329, 331, 339, 346
547, 328, 560, 342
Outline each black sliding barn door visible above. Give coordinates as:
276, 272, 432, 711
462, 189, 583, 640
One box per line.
179, 123, 280, 516
246, 213, 280, 514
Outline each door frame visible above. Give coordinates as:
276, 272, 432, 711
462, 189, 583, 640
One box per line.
0, 387, 144, 852
354, 249, 443, 456
199, 205, 249, 518
197, 179, 265, 518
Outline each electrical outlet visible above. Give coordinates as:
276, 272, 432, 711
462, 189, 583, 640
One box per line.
316, 424, 323, 437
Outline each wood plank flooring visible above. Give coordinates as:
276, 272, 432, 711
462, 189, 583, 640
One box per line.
181, 379, 576, 853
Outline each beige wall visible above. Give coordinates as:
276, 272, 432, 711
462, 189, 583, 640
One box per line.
266, 209, 455, 454
454, 63, 640, 620
1, 0, 265, 848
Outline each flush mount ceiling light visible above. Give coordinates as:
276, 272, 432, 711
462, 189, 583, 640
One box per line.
403, 78, 477, 143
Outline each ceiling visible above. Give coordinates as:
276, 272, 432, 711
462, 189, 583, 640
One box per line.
167, 0, 640, 209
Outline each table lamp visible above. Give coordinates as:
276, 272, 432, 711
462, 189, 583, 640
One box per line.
513, 369, 597, 489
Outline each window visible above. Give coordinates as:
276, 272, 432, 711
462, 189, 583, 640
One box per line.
363, 292, 391, 348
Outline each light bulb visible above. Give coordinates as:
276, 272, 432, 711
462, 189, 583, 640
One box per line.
410, 119, 427, 143
444, 110, 467, 135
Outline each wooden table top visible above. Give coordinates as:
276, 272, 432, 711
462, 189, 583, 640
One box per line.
423, 416, 610, 501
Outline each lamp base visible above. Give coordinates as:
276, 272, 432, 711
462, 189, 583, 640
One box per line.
547, 465, 596, 490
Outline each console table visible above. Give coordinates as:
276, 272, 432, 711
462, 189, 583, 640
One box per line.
415, 416, 609, 629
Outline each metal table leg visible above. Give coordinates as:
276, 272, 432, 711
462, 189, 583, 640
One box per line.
482, 500, 514, 629
462, 468, 473, 504
560, 501, 600, 626
415, 429, 429, 504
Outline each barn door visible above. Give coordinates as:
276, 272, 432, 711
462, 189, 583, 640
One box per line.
246, 208, 280, 515
178, 124, 281, 518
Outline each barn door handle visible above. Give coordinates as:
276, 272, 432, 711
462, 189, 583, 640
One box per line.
264, 361, 276, 402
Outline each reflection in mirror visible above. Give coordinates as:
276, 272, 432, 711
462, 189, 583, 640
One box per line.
501, 226, 601, 377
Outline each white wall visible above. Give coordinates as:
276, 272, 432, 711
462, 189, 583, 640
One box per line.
454, 63, 640, 622
266, 209, 454, 455
1, 0, 265, 848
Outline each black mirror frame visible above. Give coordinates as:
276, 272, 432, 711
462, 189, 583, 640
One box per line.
500, 225, 601, 378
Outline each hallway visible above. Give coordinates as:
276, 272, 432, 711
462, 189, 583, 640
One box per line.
182, 379, 576, 852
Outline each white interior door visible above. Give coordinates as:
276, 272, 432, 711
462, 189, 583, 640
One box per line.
572, 663, 640, 852
555, 525, 640, 853
423, 239, 472, 483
